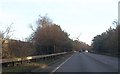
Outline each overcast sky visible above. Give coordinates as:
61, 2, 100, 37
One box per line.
0, 0, 118, 45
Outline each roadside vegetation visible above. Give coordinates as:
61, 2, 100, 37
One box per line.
1, 14, 119, 73
2, 61, 49, 73
1, 15, 90, 59
91, 21, 119, 57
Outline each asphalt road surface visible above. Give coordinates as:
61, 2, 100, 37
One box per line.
52, 52, 118, 72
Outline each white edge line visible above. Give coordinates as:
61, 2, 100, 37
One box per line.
51, 54, 74, 73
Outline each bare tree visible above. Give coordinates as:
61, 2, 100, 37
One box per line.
1, 23, 14, 43
29, 15, 73, 55
0, 23, 14, 58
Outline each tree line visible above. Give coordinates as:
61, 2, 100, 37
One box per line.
72, 40, 91, 51
1, 15, 90, 58
29, 15, 91, 55
91, 22, 119, 57
1, 15, 118, 58
30, 16, 73, 55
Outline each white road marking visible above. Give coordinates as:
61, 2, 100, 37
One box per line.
51, 54, 74, 73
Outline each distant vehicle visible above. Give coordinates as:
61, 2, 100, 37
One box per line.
79, 50, 83, 52
74, 51, 77, 52
85, 50, 88, 52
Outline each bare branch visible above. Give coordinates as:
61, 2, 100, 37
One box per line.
29, 24, 36, 32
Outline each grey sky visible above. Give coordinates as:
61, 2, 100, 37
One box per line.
0, 0, 118, 45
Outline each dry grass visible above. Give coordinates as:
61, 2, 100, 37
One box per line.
2, 62, 48, 73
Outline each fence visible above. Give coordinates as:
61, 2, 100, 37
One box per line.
1, 52, 68, 67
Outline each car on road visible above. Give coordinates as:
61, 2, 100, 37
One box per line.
85, 50, 88, 52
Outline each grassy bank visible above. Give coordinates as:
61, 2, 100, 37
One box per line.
2, 57, 57, 73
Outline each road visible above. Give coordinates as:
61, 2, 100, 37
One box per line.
51, 52, 118, 72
